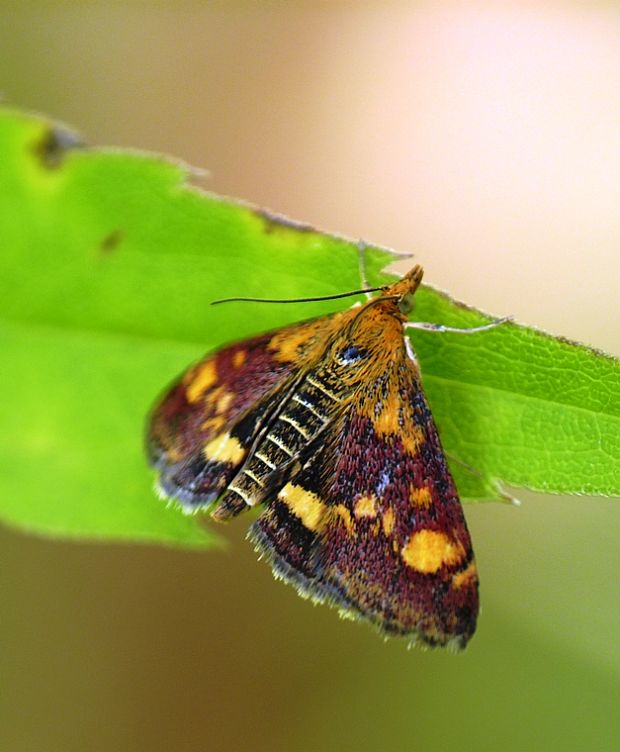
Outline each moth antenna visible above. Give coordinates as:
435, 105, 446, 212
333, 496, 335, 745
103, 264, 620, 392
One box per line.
211, 286, 385, 306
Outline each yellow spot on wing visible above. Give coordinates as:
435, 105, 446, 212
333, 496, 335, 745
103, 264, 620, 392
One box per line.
401, 530, 466, 573
370, 397, 424, 455
333, 504, 355, 534
204, 433, 245, 464
373, 396, 400, 435
203, 386, 234, 415
269, 318, 337, 363
165, 447, 183, 463
382, 507, 395, 536
409, 485, 432, 508
354, 495, 378, 519
452, 561, 477, 589
401, 426, 424, 455
232, 350, 247, 368
216, 391, 234, 413
279, 483, 326, 532
186, 361, 217, 403
200, 415, 226, 433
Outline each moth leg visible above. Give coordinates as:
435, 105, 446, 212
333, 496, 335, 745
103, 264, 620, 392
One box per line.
443, 451, 521, 506
493, 480, 523, 507
405, 316, 512, 335
356, 241, 374, 299
444, 451, 483, 479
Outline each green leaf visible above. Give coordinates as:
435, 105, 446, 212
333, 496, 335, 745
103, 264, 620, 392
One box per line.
0, 107, 618, 547
409, 295, 620, 500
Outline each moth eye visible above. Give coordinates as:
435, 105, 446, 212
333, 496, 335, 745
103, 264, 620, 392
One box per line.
337, 345, 367, 365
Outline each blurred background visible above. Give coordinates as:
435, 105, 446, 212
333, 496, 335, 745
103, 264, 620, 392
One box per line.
1, 3, 619, 751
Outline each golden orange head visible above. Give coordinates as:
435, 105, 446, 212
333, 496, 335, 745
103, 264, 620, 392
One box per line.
380, 265, 424, 316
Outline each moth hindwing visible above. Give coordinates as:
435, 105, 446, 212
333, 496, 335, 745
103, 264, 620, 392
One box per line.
147, 266, 479, 649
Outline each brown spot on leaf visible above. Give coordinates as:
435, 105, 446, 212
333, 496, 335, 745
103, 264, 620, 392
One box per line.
32, 125, 85, 169
100, 229, 124, 254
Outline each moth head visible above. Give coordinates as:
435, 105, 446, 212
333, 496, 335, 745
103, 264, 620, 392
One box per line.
384, 265, 424, 316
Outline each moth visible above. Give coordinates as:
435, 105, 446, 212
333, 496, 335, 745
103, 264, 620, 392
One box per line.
147, 263, 505, 649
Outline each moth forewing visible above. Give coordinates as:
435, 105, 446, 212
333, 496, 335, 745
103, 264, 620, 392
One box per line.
148, 265, 480, 648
